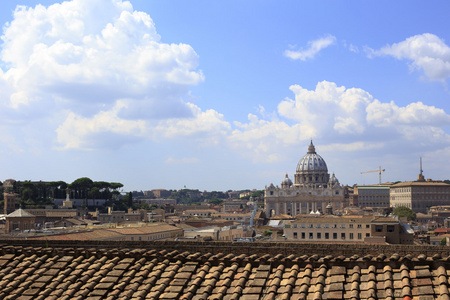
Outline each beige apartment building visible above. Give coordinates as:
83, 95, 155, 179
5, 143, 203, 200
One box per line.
390, 173, 450, 213
283, 215, 413, 244
354, 185, 391, 208
183, 209, 218, 217
183, 225, 253, 241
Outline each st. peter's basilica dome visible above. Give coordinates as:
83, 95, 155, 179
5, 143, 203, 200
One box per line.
296, 140, 328, 173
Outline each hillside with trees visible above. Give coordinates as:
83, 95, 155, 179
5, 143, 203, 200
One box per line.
1, 178, 124, 210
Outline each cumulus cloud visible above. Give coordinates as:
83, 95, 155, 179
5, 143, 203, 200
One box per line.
228, 114, 304, 162
56, 101, 231, 149
0, 0, 223, 151
0, 0, 204, 107
152, 103, 231, 144
284, 35, 336, 61
367, 100, 450, 127
56, 108, 147, 150
230, 81, 450, 162
367, 33, 450, 81
278, 81, 372, 136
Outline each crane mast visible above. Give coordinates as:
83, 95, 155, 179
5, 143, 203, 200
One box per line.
360, 166, 385, 185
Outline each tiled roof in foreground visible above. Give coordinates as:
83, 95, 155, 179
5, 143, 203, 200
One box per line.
0, 243, 449, 300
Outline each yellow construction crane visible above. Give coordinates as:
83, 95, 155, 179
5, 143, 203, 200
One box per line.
361, 166, 385, 185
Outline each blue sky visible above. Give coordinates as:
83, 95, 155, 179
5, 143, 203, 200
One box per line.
1, 0, 450, 192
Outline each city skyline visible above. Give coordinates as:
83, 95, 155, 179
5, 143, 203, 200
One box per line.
1, 0, 450, 192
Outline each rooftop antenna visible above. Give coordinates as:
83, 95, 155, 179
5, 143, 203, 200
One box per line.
420, 157, 423, 175
418, 157, 425, 181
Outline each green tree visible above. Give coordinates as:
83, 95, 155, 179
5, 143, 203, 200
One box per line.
440, 237, 447, 246
209, 198, 224, 205
139, 202, 150, 210
110, 182, 124, 191
263, 230, 272, 237
88, 187, 100, 202
128, 192, 133, 208
392, 206, 416, 221
251, 190, 265, 198
70, 177, 94, 199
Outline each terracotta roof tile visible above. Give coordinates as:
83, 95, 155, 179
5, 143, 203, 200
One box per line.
1, 244, 450, 299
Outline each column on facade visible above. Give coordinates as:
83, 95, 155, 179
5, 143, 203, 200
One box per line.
284, 202, 287, 215
307, 202, 309, 213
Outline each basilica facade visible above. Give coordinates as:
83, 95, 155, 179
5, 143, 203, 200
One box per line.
264, 141, 346, 217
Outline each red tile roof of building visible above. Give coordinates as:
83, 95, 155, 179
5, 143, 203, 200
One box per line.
0, 241, 449, 299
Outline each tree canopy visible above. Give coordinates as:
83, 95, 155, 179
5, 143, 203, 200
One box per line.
392, 206, 416, 221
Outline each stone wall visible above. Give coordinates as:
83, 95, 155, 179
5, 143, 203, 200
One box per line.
0, 239, 448, 257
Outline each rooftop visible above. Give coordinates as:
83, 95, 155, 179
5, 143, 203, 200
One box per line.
0, 241, 449, 299
392, 181, 450, 187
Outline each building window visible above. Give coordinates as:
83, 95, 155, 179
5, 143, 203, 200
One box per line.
309, 232, 313, 239
317, 232, 321, 239
366, 233, 370, 237
375, 225, 383, 232
301, 232, 305, 239
350, 233, 354, 239
366, 225, 370, 228
387, 225, 395, 232
340, 224, 345, 229
349, 224, 353, 229
293, 232, 298, 239
341, 233, 346, 239
333, 233, 337, 239
357, 224, 362, 228
358, 233, 362, 239
325, 233, 329, 239
308, 224, 313, 228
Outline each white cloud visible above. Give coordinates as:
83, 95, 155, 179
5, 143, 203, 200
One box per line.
152, 103, 231, 143
284, 35, 336, 61
348, 44, 359, 53
368, 33, 450, 81
0, 1, 204, 105
320, 142, 384, 152
56, 108, 147, 150
228, 114, 304, 162
229, 81, 450, 162
367, 100, 450, 127
278, 81, 372, 136
0, 0, 212, 151
56, 101, 231, 149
